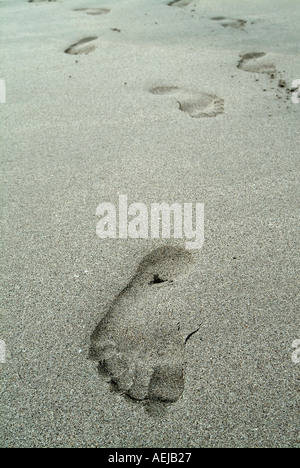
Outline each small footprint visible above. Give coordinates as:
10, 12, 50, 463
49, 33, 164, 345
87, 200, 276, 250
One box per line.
167, 0, 193, 7
89, 247, 199, 403
149, 86, 179, 95
73, 8, 110, 16
149, 85, 224, 118
178, 93, 224, 118
64, 37, 98, 55
211, 16, 247, 30
237, 52, 276, 75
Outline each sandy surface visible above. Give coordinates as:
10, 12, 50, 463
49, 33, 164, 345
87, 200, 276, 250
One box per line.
1, 0, 299, 448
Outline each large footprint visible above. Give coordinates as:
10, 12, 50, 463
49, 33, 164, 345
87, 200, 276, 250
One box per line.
149, 85, 224, 118
89, 247, 199, 403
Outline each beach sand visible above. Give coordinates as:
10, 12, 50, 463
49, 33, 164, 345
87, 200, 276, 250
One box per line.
0, 0, 299, 448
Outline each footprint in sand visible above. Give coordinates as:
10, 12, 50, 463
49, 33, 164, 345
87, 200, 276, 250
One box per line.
89, 247, 200, 403
178, 93, 225, 118
211, 16, 247, 30
149, 85, 224, 118
149, 86, 180, 95
167, 0, 193, 7
73, 8, 110, 16
64, 37, 98, 55
237, 52, 276, 75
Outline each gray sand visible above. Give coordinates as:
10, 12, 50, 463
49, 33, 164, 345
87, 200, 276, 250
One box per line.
0, 0, 299, 448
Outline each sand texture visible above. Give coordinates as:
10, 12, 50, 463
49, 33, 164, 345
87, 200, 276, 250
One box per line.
0, 0, 299, 448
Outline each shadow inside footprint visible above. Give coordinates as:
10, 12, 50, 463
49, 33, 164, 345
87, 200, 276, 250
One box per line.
89, 247, 198, 404
237, 52, 276, 74
64, 37, 98, 55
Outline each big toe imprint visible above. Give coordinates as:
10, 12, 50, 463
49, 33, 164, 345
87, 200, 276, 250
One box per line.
90, 247, 199, 403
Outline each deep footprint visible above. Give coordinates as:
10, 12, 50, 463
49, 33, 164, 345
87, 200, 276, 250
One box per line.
89, 247, 199, 403
237, 52, 276, 75
64, 37, 98, 55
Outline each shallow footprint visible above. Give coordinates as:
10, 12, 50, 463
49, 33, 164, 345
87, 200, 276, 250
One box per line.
211, 16, 247, 29
167, 0, 193, 6
237, 52, 276, 75
149, 86, 179, 95
178, 92, 224, 118
64, 37, 98, 55
89, 247, 199, 403
73, 8, 110, 16
149, 85, 224, 118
